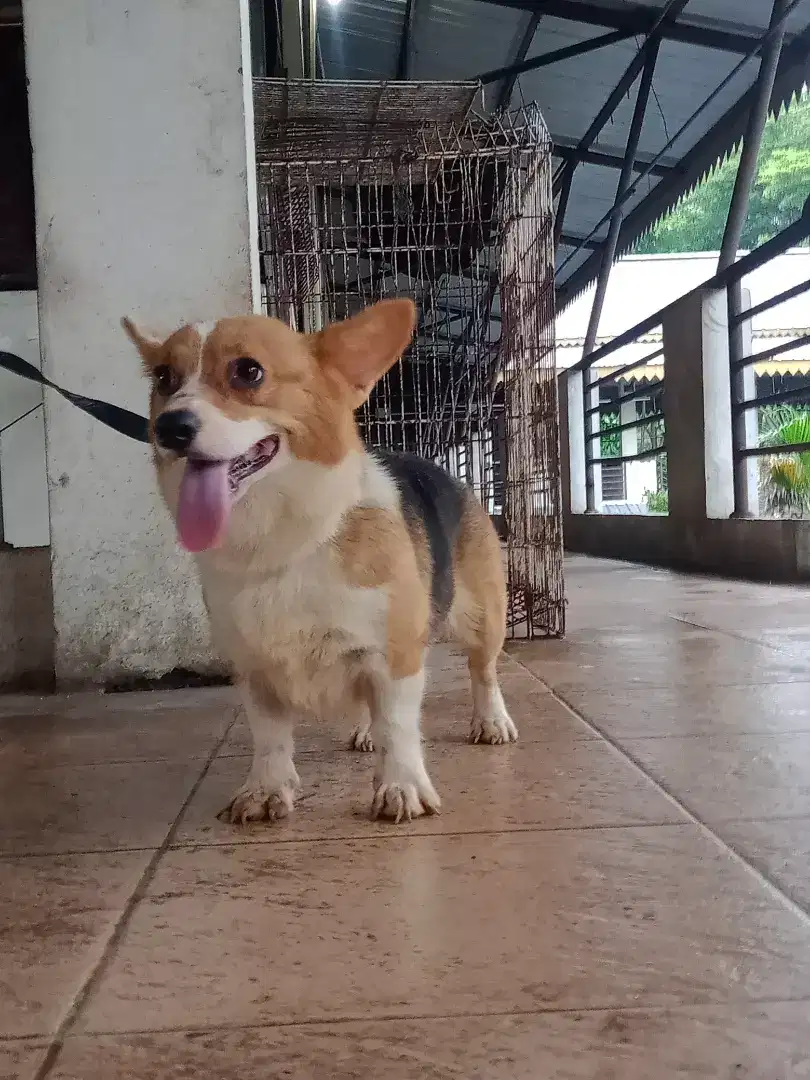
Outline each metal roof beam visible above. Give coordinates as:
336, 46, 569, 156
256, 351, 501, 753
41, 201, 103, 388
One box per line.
719, 0, 789, 268
554, 142, 674, 176
582, 39, 661, 511
494, 11, 544, 109
578, 0, 687, 148
583, 41, 660, 356
722, 0, 790, 519
396, 0, 416, 80
559, 232, 603, 249
476, 0, 775, 56
554, 165, 576, 247
555, 15, 810, 307
481, 26, 634, 85
552, 0, 688, 196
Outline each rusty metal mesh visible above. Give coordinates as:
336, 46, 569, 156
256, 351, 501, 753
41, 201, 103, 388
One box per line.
254, 79, 564, 637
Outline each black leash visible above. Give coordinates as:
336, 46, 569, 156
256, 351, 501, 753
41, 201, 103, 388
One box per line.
0, 350, 150, 444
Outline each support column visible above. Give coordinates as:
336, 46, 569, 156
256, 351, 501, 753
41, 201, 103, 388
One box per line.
281, 0, 305, 78
564, 370, 587, 515
718, 0, 788, 270
23, 0, 260, 685
581, 42, 659, 511
737, 287, 761, 516
662, 289, 734, 523
718, 0, 786, 517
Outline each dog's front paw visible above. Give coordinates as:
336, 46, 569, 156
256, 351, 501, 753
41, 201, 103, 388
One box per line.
218, 784, 296, 826
470, 710, 519, 745
370, 776, 441, 823
349, 724, 374, 753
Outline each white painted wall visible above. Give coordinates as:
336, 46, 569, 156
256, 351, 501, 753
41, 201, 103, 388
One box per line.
23, 0, 259, 685
625, 461, 658, 504
618, 398, 658, 505
0, 291, 50, 547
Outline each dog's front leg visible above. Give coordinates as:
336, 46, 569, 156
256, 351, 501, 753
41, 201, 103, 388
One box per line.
369, 666, 440, 823
219, 674, 300, 826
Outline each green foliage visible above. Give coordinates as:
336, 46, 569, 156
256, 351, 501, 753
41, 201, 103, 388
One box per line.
600, 409, 621, 458
758, 404, 810, 519
635, 90, 810, 254
643, 487, 669, 514
637, 414, 665, 454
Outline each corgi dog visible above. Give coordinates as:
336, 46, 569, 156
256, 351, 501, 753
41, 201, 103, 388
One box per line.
122, 299, 517, 825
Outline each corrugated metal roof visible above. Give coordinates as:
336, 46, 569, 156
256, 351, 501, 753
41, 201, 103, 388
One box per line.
408, 0, 531, 80
318, 0, 810, 307
318, 0, 405, 80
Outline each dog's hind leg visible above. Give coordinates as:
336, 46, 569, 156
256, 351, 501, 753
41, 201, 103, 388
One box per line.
448, 496, 517, 746
348, 705, 374, 753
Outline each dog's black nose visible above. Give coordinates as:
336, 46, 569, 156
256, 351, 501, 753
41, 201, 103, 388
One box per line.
154, 409, 200, 454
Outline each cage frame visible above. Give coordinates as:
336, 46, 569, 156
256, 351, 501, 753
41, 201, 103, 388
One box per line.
254, 78, 564, 638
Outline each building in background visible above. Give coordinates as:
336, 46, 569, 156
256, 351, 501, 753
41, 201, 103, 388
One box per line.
556, 248, 810, 513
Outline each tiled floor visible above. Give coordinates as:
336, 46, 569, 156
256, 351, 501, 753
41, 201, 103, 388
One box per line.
2, 555, 810, 1078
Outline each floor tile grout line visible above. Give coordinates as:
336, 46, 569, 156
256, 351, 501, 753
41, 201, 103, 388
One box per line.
11, 720, 810, 772
31, 718, 237, 1080
8, 805, 810, 863
520, 675, 810, 690
0, 753, 219, 770
0, 746, 360, 770
667, 614, 774, 650
667, 613, 810, 663
504, 658, 810, 693
0, 820, 701, 863
508, 654, 810, 928
23, 994, 810, 1042
573, 729, 810, 740
165, 820, 684, 849
0, 846, 158, 861
161, 812, 810, 847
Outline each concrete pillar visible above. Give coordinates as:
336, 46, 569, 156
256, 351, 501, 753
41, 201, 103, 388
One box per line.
23, 0, 259, 685
564, 370, 587, 514
739, 287, 760, 516
0, 291, 49, 548
662, 288, 734, 524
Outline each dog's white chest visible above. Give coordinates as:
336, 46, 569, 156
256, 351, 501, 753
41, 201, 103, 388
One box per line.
201, 548, 388, 694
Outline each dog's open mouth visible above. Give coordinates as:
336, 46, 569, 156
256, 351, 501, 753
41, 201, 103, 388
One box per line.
227, 435, 281, 493
175, 435, 281, 554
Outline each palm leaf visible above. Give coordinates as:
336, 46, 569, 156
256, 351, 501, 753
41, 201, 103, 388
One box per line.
758, 405, 810, 518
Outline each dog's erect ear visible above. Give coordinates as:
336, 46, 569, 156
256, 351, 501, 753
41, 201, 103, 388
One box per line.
314, 299, 416, 406
121, 317, 163, 366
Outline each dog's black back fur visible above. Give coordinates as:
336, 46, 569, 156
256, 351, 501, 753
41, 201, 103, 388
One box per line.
372, 449, 466, 619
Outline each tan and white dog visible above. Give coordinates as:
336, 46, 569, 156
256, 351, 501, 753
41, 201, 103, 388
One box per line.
122, 299, 517, 825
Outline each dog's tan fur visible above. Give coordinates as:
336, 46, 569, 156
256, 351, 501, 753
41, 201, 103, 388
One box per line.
334, 506, 430, 680
123, 300, 516, 825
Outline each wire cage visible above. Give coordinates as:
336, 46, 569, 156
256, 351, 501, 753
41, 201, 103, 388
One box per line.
254, 79, 564, 638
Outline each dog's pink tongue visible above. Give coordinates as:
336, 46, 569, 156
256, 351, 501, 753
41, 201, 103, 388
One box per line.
176, 459, 231, 552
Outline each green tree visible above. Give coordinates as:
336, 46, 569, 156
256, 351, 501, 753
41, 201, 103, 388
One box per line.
635, 89, 810, 254
758, 405, 810, 519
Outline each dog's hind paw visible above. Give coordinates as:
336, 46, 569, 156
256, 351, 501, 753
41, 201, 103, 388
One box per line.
370, 778, 441, 823
469, 710, 519, 745
348, 725, 374, 752
218, 785, 295, 826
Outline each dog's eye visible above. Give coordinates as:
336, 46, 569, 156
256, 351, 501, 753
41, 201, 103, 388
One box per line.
153, 365, 180, 396
229, 357, 264, 389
